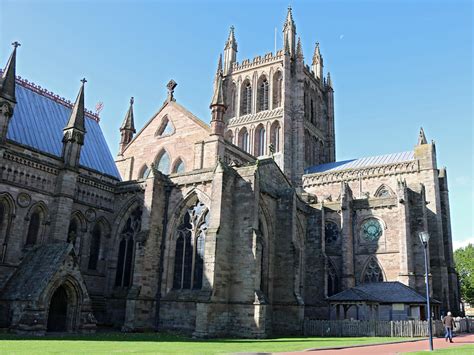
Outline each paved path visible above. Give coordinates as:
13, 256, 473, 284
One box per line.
282, 334, 474, 354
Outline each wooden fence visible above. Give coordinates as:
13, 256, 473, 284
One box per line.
304, 319, 473, 337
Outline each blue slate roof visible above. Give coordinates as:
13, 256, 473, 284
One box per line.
6, 79, 120, 179
305, 151, 414, 175
328, 282, 440, 304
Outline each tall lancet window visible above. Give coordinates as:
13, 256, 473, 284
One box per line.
241, 81, 252, 115
173, 200, 209, 290
255, 124, 266, 156
257, 78, 269, 112
272, 71, 282, 108
238, 127, 249, 152
115, 207, 142, 288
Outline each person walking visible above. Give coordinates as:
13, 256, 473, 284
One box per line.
443, 311, 455, 343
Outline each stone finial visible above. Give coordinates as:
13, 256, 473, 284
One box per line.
166, 80, 177, 102
417, 127, 428, 145
216, 54, 223, 74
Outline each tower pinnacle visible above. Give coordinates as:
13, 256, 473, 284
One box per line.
417, 127, 428, 145
282, 6, 296, 57
224, 26, 238, 75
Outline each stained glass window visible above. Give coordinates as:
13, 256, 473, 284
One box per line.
361, 218, 383, 242
325, 221, 339, 245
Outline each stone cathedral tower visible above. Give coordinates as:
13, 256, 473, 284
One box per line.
220, 7, 335, 185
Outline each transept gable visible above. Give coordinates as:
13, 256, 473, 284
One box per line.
122, 100, 210, 153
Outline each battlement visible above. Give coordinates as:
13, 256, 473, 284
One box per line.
231, 50, 285, 72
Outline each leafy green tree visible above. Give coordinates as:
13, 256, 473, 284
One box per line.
454, 243, 474, 304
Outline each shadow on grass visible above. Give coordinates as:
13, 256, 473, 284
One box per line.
0, 332, 406, 344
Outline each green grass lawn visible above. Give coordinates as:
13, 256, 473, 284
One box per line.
0, 332, 416, 354
408, 344, 474, 354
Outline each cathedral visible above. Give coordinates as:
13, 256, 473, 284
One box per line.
0, 8, 459, 337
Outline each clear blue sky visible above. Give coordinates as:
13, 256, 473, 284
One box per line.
1, 0, 472, 245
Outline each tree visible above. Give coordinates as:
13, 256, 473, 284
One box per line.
454, 243, 474, 305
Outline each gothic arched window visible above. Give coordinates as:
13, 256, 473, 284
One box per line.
67, 219, 78, 245
270, 121, 281, 153
272, 71, 282, 109
0, 200, 10, 245
156, 151, 171, 175
238, 127, 249, 152
241, 80, 252, 115
172, 158, 185, 174
88, 224, 101, 270
255, 124, 266, 156
139, 164, 150, 179
115, 207, 142, 287
257, 77, 269, 112
362, 257, 384, 283
173, 201, 209, 290
26, 209, 42, 246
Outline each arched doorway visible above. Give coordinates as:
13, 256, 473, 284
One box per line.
47, 286, 68, 332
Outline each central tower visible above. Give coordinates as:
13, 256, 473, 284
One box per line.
219, 7, 335, 186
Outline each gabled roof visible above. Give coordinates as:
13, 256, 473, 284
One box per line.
1, 243, 74, 301
6, 76, 121, 179
328, 282, 440, 304
305, 151, 414, 174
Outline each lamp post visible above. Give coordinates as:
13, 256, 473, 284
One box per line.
419, 231, 434, 351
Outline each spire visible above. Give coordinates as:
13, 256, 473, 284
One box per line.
327, 72, 333, 88
210, 56, 227, 136
0, 41, 20, 103
283, 6, 295, 30
210, 71, 225, 108
224, 26, 238, 74
64, 78, 86, 133
296, 37, 303, 59
282, 6, 297, 58
312, 42, 321, 65
417, 127, 428, 145
216, 53, 223, 75
225, 25, 237, 51
120, 97, 135, 132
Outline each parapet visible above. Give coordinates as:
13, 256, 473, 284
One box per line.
231, 50, 285, 72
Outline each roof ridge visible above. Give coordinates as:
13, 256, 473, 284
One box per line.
0, 69, 100, 123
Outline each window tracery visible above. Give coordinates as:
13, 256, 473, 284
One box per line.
173, 200, 209, 290
360, 218, 383, 242
362, 257, 384, 283
115, 207, 142, 287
